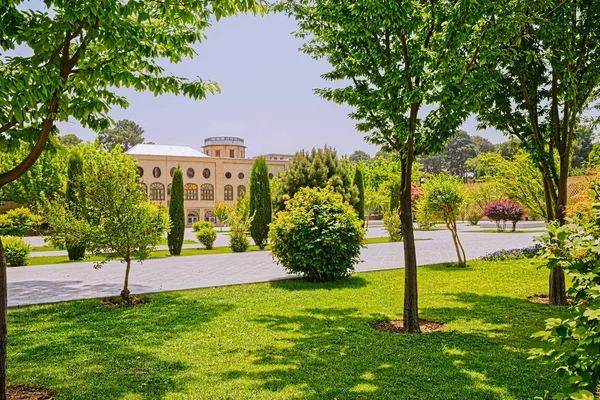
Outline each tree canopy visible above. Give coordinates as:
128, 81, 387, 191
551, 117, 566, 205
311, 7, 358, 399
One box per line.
98, 119, 145, 151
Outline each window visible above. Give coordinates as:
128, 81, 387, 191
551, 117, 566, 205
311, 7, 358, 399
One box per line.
237, 185, 246, 198
238, 172, 244, 179
205, 210, 216, 223
203, 168, 211, 179
170, 167, 175, 177
153, 167, 162, 178
201, 183, 214, 200
137, 167, 144, 177
225, 172, 231, 179
229, 149, 235, 158
149, 182, 165, 200
269, 173, 274, 180
224, 185, 234, 201
187, 211, 200, 225
215, 150, 221, 157
185, 183, 198, 200
167, 183, 172, 199
140, 183, 148, 197
187, 168, 195, 179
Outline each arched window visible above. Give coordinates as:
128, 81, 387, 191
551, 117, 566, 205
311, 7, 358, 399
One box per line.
187, 168, 195, 179
237, 185, 246, 198
170, 167, 176, 177
153, 167, 161, 178
224, 185, 234, 201
203, 168, 211, 179
149, 183, 165, 200
185, 183, 199, 200
137, 167, 144, 177
201, 183, 214, 200
205, 210, 216, 223
140, 183, 148, 197
167, 183, 172, 199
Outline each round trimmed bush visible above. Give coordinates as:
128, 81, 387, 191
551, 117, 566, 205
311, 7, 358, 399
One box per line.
192, 221, 213, 232
269, 186, 365, 281
196, 227, 217, 250
2, 237, 31, 266
230, 234, 249, 253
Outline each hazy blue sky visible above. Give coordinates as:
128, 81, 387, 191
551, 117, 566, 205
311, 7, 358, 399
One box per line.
57, 13, 505, 158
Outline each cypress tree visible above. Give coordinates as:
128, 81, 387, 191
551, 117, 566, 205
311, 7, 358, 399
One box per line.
249, 156, 272, 250
168, 166, 185, 255
390, 181, 401, 211
354, 167, 365, 224
66, 148, 85, 260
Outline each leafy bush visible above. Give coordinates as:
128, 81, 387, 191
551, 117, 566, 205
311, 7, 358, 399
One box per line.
2, 237, 31, 266
229, 195, 252, 253
195, 226, 217, 250
230, 234, 249, 253
192, 221, 213, 232
0, 208, 42, 237
269, 186, 365, 281
480, 244, 543, 261
414, 199, 437, 230
383, 209, 402, 241
483, 199, 525, 232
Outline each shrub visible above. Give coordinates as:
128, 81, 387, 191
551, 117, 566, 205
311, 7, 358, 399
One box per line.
269, 187, 365, 281
229, 195, 252, 253
0, 208, 42, 237
168, 167, 185, 255
2, 237, 31, 266
195, 227, 217, 250
230, 234, 249, 253
249, 156, 272, 249
483, 199, 525, 232
192, 221, 213, 232
212, 202, 232, 231
480, 244, 543, 261
383, 209, 402, 241
414, 199, 436, 230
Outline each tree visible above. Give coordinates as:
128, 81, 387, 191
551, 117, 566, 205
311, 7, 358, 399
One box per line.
420, 173, 466, 267
282, 0, 492, 331
273, 147, 358, 212
353, 167, 365, 224
59, 134, 82, 147
212, 202, 232, 231
348, 150, 371, 163
98, 120, 145, 151
0, 0, 263, 396
495, 139, 520, 160
65, 147, 85, 260
229, 195, 252, 252
45, 145, 169, 301
168, 167, 184, 256
471, 135, 496, 153
476, 0, 600, 305
588, 142, 600, 168
571, 125, 595, 169
249, 156, 272, 250
420, 131, 478, 180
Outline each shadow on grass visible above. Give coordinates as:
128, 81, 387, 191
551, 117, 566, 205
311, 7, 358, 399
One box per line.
269, 275, 369, 291
219, 295, 569, 399
8, 292, 234, 400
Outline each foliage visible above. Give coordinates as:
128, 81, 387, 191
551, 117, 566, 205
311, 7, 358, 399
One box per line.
99, 120, 145, 152
496, 139, 520, 160
65, 147, 86, 260
270, 187, 365, 281
168, 167, 185, 256
480, 244, 543, 262
420, 131, 478, 180
273, 146, 358, 212
364, 185, 387, 226
45, 145, 169, 300
572, 126, 595, 169
587, 142, 600, 169
353, 167, 365, 224
195, 225, 217, 250
420, 173, 466, 267
212, 202, 232, 230
348, 150, 371, 164
566, 171, 600, 222
59, 134, 82, 147
249, 157, 272, 250
471, 135, 496, 154
414, 199, 437, 230
229, 195, 252, 253
192, 221, 214, 232
461, 183, 504, 226
0, 208, 41, 237
383, 209, 402, 242
483, 199, 526, 233
1, 237, 31, 267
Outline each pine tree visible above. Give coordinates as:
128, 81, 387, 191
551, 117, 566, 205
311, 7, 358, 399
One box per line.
354, 167, 365, 224
65, 148, 85, 260
249, 157, 272, 250
168, 166, 185, 255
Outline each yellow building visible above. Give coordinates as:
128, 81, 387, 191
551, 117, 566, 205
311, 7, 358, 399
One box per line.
127, 139, 288, 226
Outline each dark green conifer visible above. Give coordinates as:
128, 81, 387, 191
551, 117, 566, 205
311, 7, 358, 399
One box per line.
249, 157, 272, 250
168, 166, 185, 255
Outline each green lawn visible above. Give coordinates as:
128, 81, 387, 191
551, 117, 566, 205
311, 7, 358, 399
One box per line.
465, 229, 547, 234
8, 259, 568, 399
30, 238, 196, 252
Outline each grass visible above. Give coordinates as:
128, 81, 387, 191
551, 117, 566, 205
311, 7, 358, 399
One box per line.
8, 259, 569, 399
466, 229, 547, 234
30, 238, 196, 252
23, 237, 408, 266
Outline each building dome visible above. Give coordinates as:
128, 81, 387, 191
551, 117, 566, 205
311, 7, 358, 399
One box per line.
202, 137, 246, 158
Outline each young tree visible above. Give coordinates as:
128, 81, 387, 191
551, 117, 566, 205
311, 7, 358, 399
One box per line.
353, 167, 365, 224
282, 0, 494, 332
0, 0, 263, 396
59, 134, 83, 147
249, 156, 272, 250
348, 150, 371, 163
65, 147, 85, 260
45, 145, 169, 301
421, 173, 467, 267
476, 0, 600, 305
168, 167, 185, 256
98, 119, 145, 151
212, 202, 232, 231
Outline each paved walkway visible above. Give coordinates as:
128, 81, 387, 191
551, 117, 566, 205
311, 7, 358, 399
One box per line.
8, 229, 541, 307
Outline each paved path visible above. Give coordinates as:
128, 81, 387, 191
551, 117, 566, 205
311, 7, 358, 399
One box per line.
9, 229, 541, 307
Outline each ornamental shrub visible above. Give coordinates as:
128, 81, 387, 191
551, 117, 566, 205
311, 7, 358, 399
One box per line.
192, 221, 213, 232
168, 167, 185, 256
229, 195, 252, 253
480, 244, 543, 261
0, 207, 42, 237
483, 199, 525, 232
383, 209, 402, 241
195, 226, 217, 250
269, 186, 365, 281
2, 237, 31, 266
249, 156, 272, 249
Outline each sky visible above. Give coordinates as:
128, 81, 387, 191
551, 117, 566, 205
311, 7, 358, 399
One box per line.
56, 12, 506, 158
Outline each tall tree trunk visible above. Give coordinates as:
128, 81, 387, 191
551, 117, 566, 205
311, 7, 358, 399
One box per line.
0, 238, 7, 400
121, 258, 132, 301
548, 156, 569, 306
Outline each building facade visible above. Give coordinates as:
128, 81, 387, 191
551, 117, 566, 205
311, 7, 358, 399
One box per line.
127, 140, 288, 226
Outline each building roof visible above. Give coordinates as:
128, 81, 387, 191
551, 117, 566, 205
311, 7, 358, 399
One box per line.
204, 136, 244, 144
127, 144, 209, 158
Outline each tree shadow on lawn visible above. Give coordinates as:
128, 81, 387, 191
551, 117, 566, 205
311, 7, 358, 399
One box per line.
219, 295, 570, 399
8, 292, 234, 400
269, 275, 369, 291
